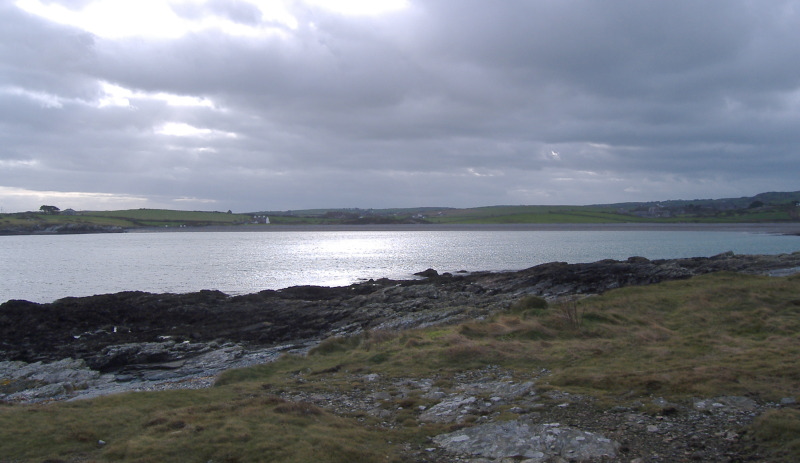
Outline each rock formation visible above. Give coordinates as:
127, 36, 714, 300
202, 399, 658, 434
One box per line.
3, 252, 800, 372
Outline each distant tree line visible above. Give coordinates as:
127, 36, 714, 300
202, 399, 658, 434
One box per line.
39, 205, 60, 215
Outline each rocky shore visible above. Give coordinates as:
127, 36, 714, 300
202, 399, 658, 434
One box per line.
2, 251, 799, 404
2, 251, 800, 461
0, 223, 124, 235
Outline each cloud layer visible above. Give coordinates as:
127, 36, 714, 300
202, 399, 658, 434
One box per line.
2, 0, 799, 212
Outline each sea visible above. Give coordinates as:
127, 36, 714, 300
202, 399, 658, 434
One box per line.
2, 225, 800, 304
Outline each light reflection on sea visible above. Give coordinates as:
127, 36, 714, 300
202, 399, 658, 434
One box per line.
2, 228, 799, 303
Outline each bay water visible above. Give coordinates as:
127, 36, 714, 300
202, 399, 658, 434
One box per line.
3, 227, 799, 304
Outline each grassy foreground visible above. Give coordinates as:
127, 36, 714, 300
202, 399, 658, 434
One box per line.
2, 272, 800, 461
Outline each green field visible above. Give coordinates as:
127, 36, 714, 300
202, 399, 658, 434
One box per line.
427, 205, 642, 224
426, 203, 800, 224
2, 272, 799, 461
265, 194, 800, 225
84, 209, 253, 227
0, 209, 254, 231
2, 190, 799, 232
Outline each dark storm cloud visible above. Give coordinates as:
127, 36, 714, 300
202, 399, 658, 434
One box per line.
1, 0, 799, 212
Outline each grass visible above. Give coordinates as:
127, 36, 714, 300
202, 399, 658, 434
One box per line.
0, 209, 254, 230
3, 202, 797, 230
426, 205, 639, 224
2, 272, 800, 461
80, 209, 253, 228
267, 215, 341, 225
427, 206, 798, 225
0, 387, 402, 462
745, 409, 800, 460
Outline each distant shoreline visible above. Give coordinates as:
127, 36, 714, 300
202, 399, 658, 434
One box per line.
127, 222, 800, 235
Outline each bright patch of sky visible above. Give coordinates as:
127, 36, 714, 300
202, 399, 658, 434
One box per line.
156, 122, 237, 138
0, 186, 150, 210
304, 0, 408, 16
98, 82, 215, 109
14, 0, 407, 39
14, 0, 296, 38
2, 86, 68, 108
3, 82, 214, 110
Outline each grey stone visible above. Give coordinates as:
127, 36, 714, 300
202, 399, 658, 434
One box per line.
419, 395, 478, 423
371, 391, 392, 401
422, 390, 447, 400
0, 343, 295, 403
433, 418, 618, 461
693, 396, 758, 413
0, 358, 114, 402
459, 381, 535, 400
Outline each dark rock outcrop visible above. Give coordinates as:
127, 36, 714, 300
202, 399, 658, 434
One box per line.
2, 252, 800, 375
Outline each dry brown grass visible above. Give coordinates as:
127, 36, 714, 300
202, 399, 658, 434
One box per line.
745, 409, 800, 460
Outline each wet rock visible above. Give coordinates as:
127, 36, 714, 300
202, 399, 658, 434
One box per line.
414, 268, 439, 278
89, 340, 212, 372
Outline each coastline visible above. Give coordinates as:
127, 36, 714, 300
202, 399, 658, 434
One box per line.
4, 252, 800, 461
6, 223, 800, 304
127, 222, 800, 234
3, 251, 800, 404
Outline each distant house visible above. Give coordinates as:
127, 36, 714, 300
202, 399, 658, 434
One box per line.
253, 215, 270, 224
631, 205, 671, 218
61, 208, 77, 216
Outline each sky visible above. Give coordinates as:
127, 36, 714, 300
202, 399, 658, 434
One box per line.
1, 0, 799, 213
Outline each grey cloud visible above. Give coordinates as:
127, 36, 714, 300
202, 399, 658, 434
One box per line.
1, 7, 96, 97
1, 1, 799, 212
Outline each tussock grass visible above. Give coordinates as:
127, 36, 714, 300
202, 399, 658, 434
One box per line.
745, 409, 800, 460
0, 386, 401, 462
534, 272, 800, 399
2, 271, 800, 461
217, 273, 800, 401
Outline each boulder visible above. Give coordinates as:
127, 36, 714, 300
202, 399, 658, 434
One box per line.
414, 268, 439, 278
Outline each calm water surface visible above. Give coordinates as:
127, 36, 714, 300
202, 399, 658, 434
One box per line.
3, 229, 799, 303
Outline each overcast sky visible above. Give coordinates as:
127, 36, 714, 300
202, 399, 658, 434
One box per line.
1, 0, 799, 213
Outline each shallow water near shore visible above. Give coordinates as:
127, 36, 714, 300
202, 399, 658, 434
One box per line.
3, 225, 800, 303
